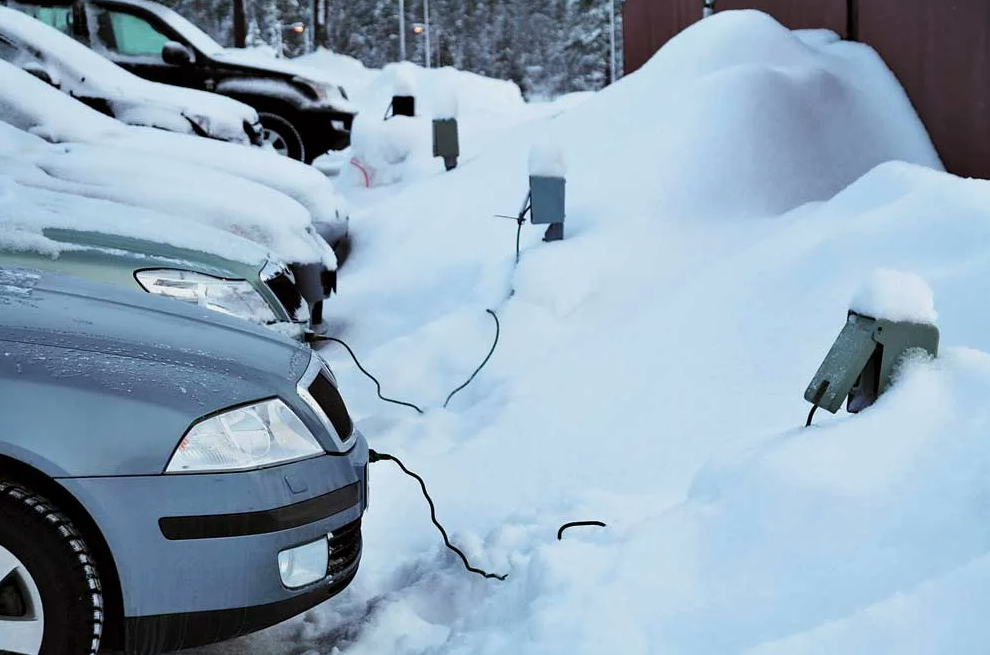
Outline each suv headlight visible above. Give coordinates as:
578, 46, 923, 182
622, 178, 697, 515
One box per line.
165, 399, 324, 473
135, 269, 279, 324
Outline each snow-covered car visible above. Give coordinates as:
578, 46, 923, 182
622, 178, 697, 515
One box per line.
0, 175, 311, 336
0, 116, 340, 322
0, 58, 351, 258
5, 0, 358, 162
0, 4, 263, 145
0, 267, 367, 654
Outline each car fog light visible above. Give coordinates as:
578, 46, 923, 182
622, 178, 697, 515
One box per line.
278, 537, 329, 589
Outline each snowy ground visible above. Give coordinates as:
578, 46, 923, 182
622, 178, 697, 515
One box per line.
192, 10, 990, 655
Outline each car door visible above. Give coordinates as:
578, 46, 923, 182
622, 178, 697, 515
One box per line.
83, 2, 205, 89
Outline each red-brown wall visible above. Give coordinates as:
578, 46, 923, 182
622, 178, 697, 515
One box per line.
622, 0, 990, 179
859, 0, 990, 179
622, 0, 697, 75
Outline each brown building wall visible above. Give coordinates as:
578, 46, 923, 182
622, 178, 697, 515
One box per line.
622, 0, 990, 179
715, 0, 847, 35
859, 0, 990, 179
622, 0, 698, 75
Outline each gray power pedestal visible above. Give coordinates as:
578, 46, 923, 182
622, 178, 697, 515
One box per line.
529, 175, 566, 242
805, 311, 939, 415
433, 118, 460, 171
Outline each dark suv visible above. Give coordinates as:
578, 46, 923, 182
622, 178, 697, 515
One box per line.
5, 0, 357, 162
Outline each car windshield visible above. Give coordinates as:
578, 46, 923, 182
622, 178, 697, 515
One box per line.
149, 4, 223, 56
0, 4, 141, 95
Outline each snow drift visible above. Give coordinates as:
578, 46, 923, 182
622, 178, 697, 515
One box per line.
193, 11, 982, 655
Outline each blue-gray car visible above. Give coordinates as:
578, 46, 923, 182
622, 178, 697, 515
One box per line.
0, 267, 368, 655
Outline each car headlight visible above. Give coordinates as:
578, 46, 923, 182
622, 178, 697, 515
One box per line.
165, 399, 325, 473
135, 269, 279, 324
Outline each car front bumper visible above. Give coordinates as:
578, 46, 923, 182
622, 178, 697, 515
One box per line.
57, 433, 368, 655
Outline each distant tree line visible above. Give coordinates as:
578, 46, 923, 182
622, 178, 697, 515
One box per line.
157, 0, 625, 97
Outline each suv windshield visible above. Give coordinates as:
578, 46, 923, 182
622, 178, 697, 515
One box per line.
146, 3, 223, 56
6, 2, 71, 33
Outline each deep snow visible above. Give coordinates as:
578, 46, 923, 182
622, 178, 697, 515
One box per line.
192, 10, 990, 655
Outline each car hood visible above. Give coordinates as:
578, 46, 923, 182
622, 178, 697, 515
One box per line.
0, 268, 320, 476
0, 267, 309, 380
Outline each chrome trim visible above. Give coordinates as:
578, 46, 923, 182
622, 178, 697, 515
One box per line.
297, 351, 351, 453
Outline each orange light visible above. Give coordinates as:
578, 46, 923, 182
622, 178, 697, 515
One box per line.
292, 24, 305, 33
413, 25, 424, 34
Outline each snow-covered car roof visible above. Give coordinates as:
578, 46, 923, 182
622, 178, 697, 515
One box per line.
0, 57, 349, 234
0, 5, 258, 144
0, 172, 274, 264
0, 117, 333, 268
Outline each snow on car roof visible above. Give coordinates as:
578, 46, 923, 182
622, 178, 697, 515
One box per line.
0, 170, 273, 265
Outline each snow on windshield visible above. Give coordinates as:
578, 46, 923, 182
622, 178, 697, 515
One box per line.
0, 171, 272, 264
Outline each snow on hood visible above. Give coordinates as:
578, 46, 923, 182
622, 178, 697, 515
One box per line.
0, 120, 331, 267
0, 61, 348, 243
244, 11, 990, 655
0, 5, 257, 143
0, 172, 273, 264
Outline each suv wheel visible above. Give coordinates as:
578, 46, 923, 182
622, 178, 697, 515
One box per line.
258, 112, 306, 161
0, 482, 103, 655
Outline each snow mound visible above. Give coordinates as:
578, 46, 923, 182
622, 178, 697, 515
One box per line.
528, 138, 566, 177
544, 9, 941, 220
352, 61, 525, 125
294, 48, 379, 95
850, 269, 937, 325
215, 12, 985, 655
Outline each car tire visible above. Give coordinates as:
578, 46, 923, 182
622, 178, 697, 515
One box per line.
0, 481, 103, 655
258, 112, 306, 161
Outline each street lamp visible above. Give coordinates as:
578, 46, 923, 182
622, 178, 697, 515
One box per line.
398, 0, 406, 61
608, 0, 616, 84
424, 0, 431, 68
275, 21, 306, 58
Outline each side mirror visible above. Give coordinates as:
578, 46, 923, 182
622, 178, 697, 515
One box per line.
21, 62, 54, 86
162, 41, 193, 66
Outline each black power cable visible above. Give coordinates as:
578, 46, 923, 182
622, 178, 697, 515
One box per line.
443, 309, 500, 409
557, 520, 607, 541
307, 311, 502, 414
370, 449, 508, 581
306, 333, 426, 414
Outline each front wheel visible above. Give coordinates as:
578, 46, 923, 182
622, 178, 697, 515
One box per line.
258, 112, 306, 161
0, 482, 103, 655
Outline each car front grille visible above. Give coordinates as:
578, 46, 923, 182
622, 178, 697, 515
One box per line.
328, 518, 362, 583
308, 369, 353, 442
264, 269, 309, 323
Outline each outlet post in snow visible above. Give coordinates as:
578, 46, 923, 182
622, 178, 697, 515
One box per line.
804, 270, 939, 419
528, 140, 567, 242
433, 84, 460, 171
390, 67, 416, 118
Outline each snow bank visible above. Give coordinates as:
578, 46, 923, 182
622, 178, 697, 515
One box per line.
528, 138, 566, 177
199, 12, 977, 655
294, 48, 379, 95
850, 269, 937, 325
